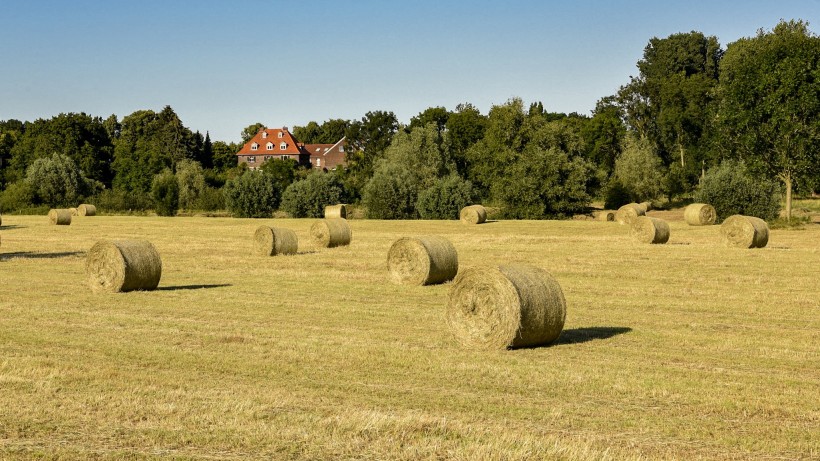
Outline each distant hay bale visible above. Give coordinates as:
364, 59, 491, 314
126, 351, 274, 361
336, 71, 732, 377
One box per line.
637, 201, 652, 213
387, 236, 458, 286
254, 225, 298, 256
324, 204, 347, 219
615, 203, 645, 225
460, 205, 487, 224
310, 218, 352, 248
447, 264, 566, 349
78, 204, 96, 216
85, 240, 162, 292
48, 209, 72, 225
684, 203, 717, 226
595, 210, 615, 222
630, 216, 670, 244
720, 215, 769, 248
69, 208, 78, 216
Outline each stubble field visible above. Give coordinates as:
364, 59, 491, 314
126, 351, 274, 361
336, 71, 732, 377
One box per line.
0, 213, 818, 460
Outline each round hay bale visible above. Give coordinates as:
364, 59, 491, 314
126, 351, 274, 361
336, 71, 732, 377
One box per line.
310, 218, 352, 248
595, 210, 615, 222
630, 216, 670, 244
254, 225, 298, 256
69, 208, 78, 216
638, 201, 652, 213
615, 203, 645, 225
86, 240, 162, 292
387, 236, 458, 286
460, 205, 487, 224
684, 203, 717, 226
720, 215, 769, 248
324, 204, 347, 219
78, 204, 96, 216
446, 264, 566, 349
48, 209, 72, 225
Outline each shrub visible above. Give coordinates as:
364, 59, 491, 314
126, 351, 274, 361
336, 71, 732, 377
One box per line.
0, 181, 35, 212
151, 169, 179, 217
25, 153, 84, 207
280, 172, 345, 218
416, 175, 474, 220
694, 160, 781, 222
223, 170, 281, 218
91, 188, 153, 213
362, 163, 419, 219
603, 178, 632, 210
176, 159, 206, 210
195, 186, 226, 211
613, 134, 665, 202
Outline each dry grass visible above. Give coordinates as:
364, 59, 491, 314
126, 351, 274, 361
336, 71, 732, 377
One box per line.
0, 215, 818, 460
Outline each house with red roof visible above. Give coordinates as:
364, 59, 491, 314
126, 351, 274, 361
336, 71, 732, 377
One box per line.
236, 127, 346, 171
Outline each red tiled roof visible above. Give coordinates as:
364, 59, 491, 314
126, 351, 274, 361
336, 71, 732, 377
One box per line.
236, 127, 303, 156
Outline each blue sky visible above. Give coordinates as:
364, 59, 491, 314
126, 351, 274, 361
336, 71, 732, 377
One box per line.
1, 0, 817, 143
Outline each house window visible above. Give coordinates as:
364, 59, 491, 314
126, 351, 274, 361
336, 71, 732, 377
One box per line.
251, 143, 258, 151
316, 159, 321, 167
266, 142, 273, 150
280, 142, 287, 150
280, 155, 289, 160
264, 155, 272, 161
262, 132, 268, 139
247, 156, 256, 163
339, 146, 344, 152
278, 132, 284, 138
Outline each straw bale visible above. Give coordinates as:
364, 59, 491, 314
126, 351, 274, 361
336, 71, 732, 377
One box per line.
48, 209, 72, 225
69, 208, 78, 216
324, 204, 347, 219
310, 218, 352, 248
86, 240, 162, 292
684, 203, 717, 226
595, 210, 615, 222
630, 216, 670, 244
446, 264, 566, 349
460, 205, 487, 225
615, 203, 645, 225
254, 225, 298, 256
78, 204, 96, 216
720, 215, 769, 248
387, 236, 458, 285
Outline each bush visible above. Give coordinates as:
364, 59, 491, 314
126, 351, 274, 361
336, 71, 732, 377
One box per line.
152, 169, 179, 216
195, 186, 225, 211
176, 159, 206, 211
613, 134, 665, 202
0, 181, 35, 212
416, 175, 474, 220
223, 170, 281, 218
25, 153, 84, 207
694, 160, 781, 222
91, 188, 153, 213
603, 178, 632, 210
280, 172, 345, 218
362, 163, 419, 219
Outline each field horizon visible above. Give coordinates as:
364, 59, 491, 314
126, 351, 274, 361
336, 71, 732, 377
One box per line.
1, 214, 818, 460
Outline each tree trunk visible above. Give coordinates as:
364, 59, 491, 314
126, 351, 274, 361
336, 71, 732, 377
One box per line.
679, 143, 685, 168
784, 172, 792, 221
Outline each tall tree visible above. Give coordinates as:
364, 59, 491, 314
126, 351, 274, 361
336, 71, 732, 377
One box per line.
716, 19, 820, 219
446, 103, 487, 176
343, 110, 399, 197
409, 106, 449, 133
241, 122, 265, 144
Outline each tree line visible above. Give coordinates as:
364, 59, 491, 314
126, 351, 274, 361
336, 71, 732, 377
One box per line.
0, 20, 817, 220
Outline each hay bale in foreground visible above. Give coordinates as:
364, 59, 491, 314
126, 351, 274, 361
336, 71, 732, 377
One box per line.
86, 240, 162, 292
387, 236, 458, 286
631, 216, 670, 244
78, 204, 96, 216
310, 218, 352, 248
684, 203, 717, 226
721, 215, 769, 248
254, 225, 298, 256
595, 210, 615, 222
447, 264, 566, 349
615, 203, 645, 225
48, 209, 72, 225
460, 205, 487, 224
324, 204, 347, 219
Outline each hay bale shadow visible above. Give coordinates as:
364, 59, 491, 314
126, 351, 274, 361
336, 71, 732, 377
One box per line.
1, 251, 85, 260
0, 225, 27, 230
552, 326, 632, 346
155, 284, 233, 291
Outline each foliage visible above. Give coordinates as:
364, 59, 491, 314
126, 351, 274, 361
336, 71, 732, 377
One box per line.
603, 178, 633, 210
446, 103, 487, 176
259, 157, 299, 193
293, 119, 350, 144
241, 122, 265, 143
409, 107, 449, 133
195, 186, 226, 211
175, 159, 206, 211
151, 169, 179, 216
496, 147, 594, 219
694, 160, 781, 222
362, 163, 419, 219
280, 172, 346, 218
581, 96, 626, 176
344, 110, 399, 198
25, 153, 93, 207
0, 181, 35, 212
211, 140, 238, 173
223, 170, 281, 218
715, 20, 820, 219
416, 175, 474, 220
91, 188, 153, 213
381, 123, 456, 190
613, 134, 665, 202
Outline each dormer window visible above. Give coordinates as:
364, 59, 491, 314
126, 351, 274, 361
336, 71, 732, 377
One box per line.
280, 142, 287, 150
266, 142, 273, 150
251, 143, 258, 151
278, 132, 284, 138
262, 132, 268, 139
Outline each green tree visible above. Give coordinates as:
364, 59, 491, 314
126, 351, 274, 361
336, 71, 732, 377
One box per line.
716, 19, 820, 220
223, 170, 281, 218
613, 134, 665, 202
344, 110, 399, 198
416, 175, 474, 220
259, 157, 299, 193
175, 159, 206, 211
280, 172, 345, 218
581, 96, 626, 176
25, 153, 88, 207
211, 140, 238, 173
241, 122, 265, 143
151, 169, 179, 216
409, 106, 449, 133
446, 103, 487, 176
694, 160, 781, 222
381, 123, 456, 189
362, 163, 419, 219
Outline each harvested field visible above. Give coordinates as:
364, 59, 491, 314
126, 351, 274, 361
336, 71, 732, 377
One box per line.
0, 215, 818, 460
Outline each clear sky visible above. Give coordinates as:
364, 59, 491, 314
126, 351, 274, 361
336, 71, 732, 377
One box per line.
1, 0, 817, 143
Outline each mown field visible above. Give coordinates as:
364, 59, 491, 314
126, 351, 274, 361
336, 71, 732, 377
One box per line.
0, 213, 818, 460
